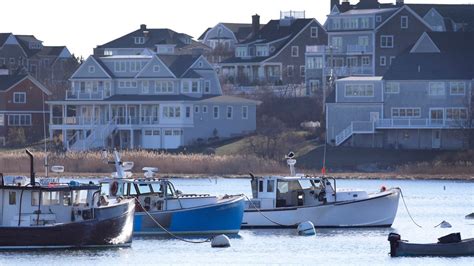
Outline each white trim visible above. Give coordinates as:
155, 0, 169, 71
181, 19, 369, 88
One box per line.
429, 107, 445, 120
344, 84, 375, 97
226, 106, 233, 119
429, 82, 446, 96
0, 110, 50, 114
449, 81, 466, 96
401, 16, 409, 29
212, 105, 219, 119
380, 35, 394, 48
391, 107, 421, 118
71, 56, 112, 79
7, 113, 32, 126
13, 92, 26, 103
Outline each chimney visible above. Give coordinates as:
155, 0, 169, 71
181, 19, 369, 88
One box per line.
140, 24, 147, 31
331, 0, 340, 11
396, 0, 404, 6
340, 0, 351, 12
252, 14, 260, 38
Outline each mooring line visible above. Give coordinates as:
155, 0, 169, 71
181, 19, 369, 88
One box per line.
398, 188, 423, 228
244, 195, 298, 227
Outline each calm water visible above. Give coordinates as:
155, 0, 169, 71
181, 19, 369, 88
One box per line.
0, 178, 473, 265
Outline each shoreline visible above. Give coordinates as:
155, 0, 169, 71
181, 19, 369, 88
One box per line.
5, 172, 474, 181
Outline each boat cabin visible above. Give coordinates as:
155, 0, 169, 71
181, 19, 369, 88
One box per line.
248, 175, 369, 209
100, 178, 217, 212
0, 175, 101, 227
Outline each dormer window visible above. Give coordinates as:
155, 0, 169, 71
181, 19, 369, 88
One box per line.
134, 37, 145, 44
153, 65, 160, 72
88, 66, 95, 73
198, 61, 203, 67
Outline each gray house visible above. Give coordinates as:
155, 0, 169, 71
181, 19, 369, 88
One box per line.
326, 31, 473, 150
47, 54, 258, 151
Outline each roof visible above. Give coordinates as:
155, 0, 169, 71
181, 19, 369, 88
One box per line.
0, 33, 11, 47
37, 46, 66, 57
157, 54, 201, 77
92, 56, 115, 78
383, 53, 474, 80
97, 27, 198, 50
15, 35, 42, 57
408, 4, 474, 31
198, 23, 265, 41
241, 18, 312, 45
104, 94, 218, 102
337, 76, 383, 81
198, 95, 261, 104
220, 56, 268, 64
426, 32, 474, 53
335, 8, 397, 16
0, 74, 27, 91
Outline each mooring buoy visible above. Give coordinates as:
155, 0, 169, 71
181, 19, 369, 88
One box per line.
211, 234, 231, 248
297, 221, 316, 236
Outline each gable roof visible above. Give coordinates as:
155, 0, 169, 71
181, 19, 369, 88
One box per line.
426, 32, 474, 53
241, 18, 313, 45
15, 35, 43, 57
0, 74, 27, 91
97, 27, 197, 50
38, 46, 66, 57
384, 53, 474, 80
375, 5, 432, 31
0, 33, 12, 47
157, 54, 200, 77
408, 4, 474, 32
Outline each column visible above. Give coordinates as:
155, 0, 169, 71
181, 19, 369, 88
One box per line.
130, 129, 134, 149
125, 104, 129, 124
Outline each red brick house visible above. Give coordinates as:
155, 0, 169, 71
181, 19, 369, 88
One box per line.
0, 70, 51, 146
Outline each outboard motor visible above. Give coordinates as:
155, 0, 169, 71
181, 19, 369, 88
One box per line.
388, 233, 401, 257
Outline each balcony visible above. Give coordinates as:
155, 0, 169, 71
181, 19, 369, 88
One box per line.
325, 66, 373, 76
66, 90, 105, 100
306, 45, 326, 54
346, 45, 372, 54
375, 119, 471, 129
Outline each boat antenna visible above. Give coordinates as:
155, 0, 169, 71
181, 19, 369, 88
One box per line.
286, 151, 296, 176
42, 92, 48, 177
113, 149, 126, 179
322, 140, 327, 177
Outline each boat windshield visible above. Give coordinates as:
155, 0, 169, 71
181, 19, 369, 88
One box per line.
298, 179, 318, 189
277, 180, 302, 194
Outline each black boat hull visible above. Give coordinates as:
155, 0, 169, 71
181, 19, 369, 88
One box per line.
0, 199, 135, 249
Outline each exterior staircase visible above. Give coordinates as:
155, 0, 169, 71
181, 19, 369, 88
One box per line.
69, 119, 117, 151
335, 121, 375, 146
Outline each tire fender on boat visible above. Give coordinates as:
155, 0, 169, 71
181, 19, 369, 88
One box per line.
110, 181, 119, 196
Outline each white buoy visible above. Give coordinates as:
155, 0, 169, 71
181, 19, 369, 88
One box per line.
297, 221, 316, 236
211, 234, 231, 248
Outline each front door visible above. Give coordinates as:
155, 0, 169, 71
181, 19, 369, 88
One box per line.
432, 130, 441, 149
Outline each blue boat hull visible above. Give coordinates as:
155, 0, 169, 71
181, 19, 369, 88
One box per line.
133, 196, 244, 235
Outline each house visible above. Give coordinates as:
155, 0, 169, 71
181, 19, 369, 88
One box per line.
198, 16, 265, 64
47, 53, 258, 151
0, 33, 78, 100
306, 0, 433, 99
325, 31, 474, 150
407, 3, 474, 32
0, 68, 51, 146
219, 12, 327, 90
93, 24, 211, 57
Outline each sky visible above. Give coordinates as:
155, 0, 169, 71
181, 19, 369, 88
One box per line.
1, 0, 472, 58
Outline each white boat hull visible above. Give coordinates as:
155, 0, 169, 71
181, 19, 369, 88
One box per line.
242, 189, 400, 228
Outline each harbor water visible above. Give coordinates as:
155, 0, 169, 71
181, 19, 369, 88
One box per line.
0, 178, 473, 265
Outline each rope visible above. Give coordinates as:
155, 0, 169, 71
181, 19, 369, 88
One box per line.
133, 197, 211, 244
398, 188, 423, 228
244, 195, 298, 227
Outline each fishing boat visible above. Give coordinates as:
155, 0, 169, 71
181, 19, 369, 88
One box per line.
388, 232, 474, 257
99, 150, 245, 235
242, 155, 400, 228
0, 150, 135, 250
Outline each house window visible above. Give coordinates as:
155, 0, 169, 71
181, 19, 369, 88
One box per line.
191, 81, 199, 93
310, 27, 318, 38
446, 108, 468, 120
88, 66, 95, 73
345, 84, 374, 97
153, 65, 160, 72
380, 56, 386, 66
134, 37, 145, 44
163, 106, 181, 118
182, 81, 190, 93
118, 80, 137, 88
8, 114, 32, 126
429, 82, 445, 96
390, 56, 396, 65
300, 66, 305, 77
226, 106, 233, 119
358, 36, 369, 47
213, 106, 219, 119
376, 16, 382, 23
202, 105, 208, 113
242, 106, 248, 119
287, 65, 294, 77
380, 35, 394, 48
0, 57, 5, 65
142, 81, 149, 93
194, 106, 200, 113
13, 92, 26, 103
204, 81, 211, 93
307, 57, 323, 69
185, 106, 191, 118
0, 114, 4, 126
9, 58, 15, 64
401, 16, 408, 29
361, 57, 370, 66
450, 82, 466, 95
385, 82, 400, 94
392, 108, 421, 118
114, 61, 126, 72
291, 46, 299, 57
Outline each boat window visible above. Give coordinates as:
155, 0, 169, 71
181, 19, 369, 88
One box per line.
258, 180, 264, 192
63, 191, 72, 206
267, 180, 275, 192
100, 183, 109, 195
299, 180, 316, 189
42, 191, 60, 205
165, 183, 175, 197
73, 190, 88, 205
151, 183, 163, 196
9, 191, 16, 205
138, 184, 152, 194
277, 180, 302, 194
31, 191, 40, 206
129, 183, 138, 196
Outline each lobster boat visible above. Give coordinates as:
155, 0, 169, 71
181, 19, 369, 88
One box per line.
100, 151, 245, 235
0, 150, 135, 250
242, 155, 400, 228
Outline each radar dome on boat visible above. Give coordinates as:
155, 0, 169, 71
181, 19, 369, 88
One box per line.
122, 161, 134, 171
51, 165, 65, 173
143, 167, 159, 178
